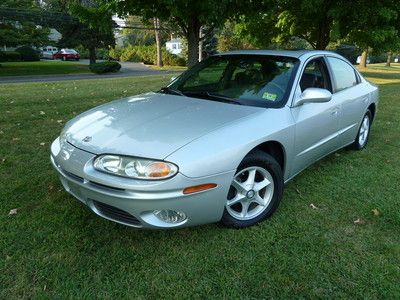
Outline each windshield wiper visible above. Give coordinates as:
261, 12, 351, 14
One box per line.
159, 87, 185, 97
183, 91, 242, 105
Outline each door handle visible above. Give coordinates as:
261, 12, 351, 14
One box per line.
331, 110, 338, 116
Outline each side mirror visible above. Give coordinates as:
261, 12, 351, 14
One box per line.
170, 76, 177, 82
295, 88, 332, 106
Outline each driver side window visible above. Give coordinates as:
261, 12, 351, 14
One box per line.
300, 58, 331, 92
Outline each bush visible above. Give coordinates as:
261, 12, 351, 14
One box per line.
334, 43, 360, 64
89, 61, 121, 74
369, 54, 387, 64
0, 51, 21, 62
15, 46, 40, 61
117, 45, 186, 66
75, 46, 110, 60
109, 47, 123, 61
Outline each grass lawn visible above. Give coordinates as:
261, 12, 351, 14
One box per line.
0, 61, 89, 77
0, 67, 399, 298
146, 64, 188, 72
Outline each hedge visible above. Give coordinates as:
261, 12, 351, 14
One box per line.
109, 45, 186, 66
89, 61, 121, 74
0, 51, 21, 62
15, 46, 40, 61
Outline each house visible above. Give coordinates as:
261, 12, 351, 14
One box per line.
166, 38, 182, 55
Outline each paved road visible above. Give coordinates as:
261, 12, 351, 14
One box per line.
0, 60, 181, 84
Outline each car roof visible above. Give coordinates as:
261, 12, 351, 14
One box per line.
217, 49, 343, 60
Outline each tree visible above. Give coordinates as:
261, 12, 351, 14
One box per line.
338, 0, 399, 68
106, 0, 245, 66
41, 0, 115, 64
235, 0, 343, 50
0, 0, 50, 48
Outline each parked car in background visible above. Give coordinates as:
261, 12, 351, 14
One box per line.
41, 46, 58, 59
53, 49, 80, 61
51, 50, 378, 229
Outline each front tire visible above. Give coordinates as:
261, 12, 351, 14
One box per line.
352, 111, 372, 150
221, 151, 283, 228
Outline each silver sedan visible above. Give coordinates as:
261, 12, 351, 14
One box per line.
51, 50, 378, 229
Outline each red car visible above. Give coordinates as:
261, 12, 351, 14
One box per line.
53, 49, 80, 61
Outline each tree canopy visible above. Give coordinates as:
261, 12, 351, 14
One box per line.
104, 0, 247, 66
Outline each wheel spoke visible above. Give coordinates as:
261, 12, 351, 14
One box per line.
253, 194, 265, 206
241, 201, 250, 217
232, 179, 247, 194
254, 178, 270, 192
245, 169, 256, 186
226, 193, 245, 207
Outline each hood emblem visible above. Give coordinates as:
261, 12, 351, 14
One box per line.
82, 136, 92, 142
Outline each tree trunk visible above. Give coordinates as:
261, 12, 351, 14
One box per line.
89, 46, 96, 65
360, 49, 368, 68
154, 17, 163, 67
198, 27, 203, 62
386, 52, 392, 67
186, 18, 201, 67
314, 18, 331, 50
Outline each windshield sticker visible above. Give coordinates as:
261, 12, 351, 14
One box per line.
262, 92, 278, 101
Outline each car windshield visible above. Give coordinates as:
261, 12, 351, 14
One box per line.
167, 55, 300, 108
64, 49, 77, 53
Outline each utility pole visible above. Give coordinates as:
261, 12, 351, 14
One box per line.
153, 17, 163, 67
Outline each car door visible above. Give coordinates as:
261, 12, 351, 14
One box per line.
290, 57, 340, 176
325, 56, 368, 146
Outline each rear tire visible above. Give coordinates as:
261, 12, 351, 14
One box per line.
351, 111, 372, 150
221, 150, 283, 228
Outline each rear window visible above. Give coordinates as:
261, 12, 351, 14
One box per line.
327, 57, 358, 92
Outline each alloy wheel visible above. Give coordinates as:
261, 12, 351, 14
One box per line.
226, 166, 274, 221
358, 115, 370, 146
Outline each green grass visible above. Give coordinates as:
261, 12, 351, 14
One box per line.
0, 67, 399, 298
146, 64, 188, 72
0, 61, 89, 77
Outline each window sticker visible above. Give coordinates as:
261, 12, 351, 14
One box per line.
262, 92, 278, 101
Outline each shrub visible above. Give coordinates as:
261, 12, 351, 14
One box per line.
15, 46, 40, 61
89, 61, 121, 74
96, 48, 110, 60
0, 51, 21, 62
369, 54, 387, 64
109, 47, 123, 61
118, 45, 186, 66
162, 49, 186, 66
334, 43, 360, 64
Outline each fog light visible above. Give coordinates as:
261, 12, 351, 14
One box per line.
153, 210, 186, 224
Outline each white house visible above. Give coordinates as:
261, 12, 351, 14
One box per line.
166, 38, 182, 55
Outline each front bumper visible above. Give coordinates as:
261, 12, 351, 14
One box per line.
50, 137, 234, 229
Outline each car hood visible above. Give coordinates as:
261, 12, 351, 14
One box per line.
64, 92, 262, 159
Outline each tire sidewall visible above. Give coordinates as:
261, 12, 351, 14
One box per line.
221, 151, 283, 228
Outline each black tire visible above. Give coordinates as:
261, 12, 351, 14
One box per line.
351, 110, 372, 150
75, 58, 79, 61
221, 150, 284, 228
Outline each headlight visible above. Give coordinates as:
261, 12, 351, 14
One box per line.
93, 155, 178, 180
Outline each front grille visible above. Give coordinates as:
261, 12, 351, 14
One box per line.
92, 200, 141, 226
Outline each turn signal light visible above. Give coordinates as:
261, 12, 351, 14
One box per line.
183, 183, 217, 194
